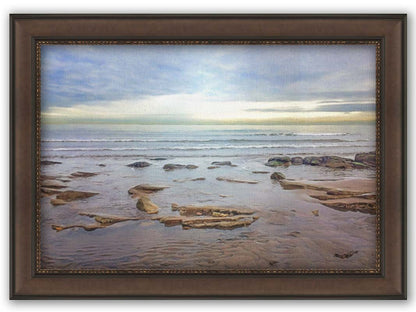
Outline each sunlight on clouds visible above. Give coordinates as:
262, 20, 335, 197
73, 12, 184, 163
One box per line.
42, 93, 375, 124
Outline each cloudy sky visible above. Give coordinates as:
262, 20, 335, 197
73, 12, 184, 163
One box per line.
41, 44, 376, 124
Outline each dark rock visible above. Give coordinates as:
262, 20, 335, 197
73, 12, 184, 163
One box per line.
207, 166, 220, 169
98, 164, 106, 167
270, 172, 286, 180
150, 157, 167, 161
70, 171, 98, 178
163, 164, 186, 171
355, 152, 376, 167
290, 157, 303, 165
127, 161, 151, 168
41, 160, 62, 165
320, 156, 352, 169
303, 156, 323, 166
334, 250, 358, 259
211, 161, 233, 166
265, 156, 291, 167
163, 164, 197, 170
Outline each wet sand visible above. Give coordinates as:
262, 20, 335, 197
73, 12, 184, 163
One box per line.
39, 155, 377, 272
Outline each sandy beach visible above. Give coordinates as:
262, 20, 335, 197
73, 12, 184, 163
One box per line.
40, 149, 377, 272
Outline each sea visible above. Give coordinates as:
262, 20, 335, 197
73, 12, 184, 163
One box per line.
41, 123, 376, 160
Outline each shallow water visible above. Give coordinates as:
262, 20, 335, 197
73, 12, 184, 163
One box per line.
40, 124, 377, 271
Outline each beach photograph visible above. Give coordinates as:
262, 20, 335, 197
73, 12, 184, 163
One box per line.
38, 43, 379, 272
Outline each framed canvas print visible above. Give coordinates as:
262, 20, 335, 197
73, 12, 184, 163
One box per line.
10, 14, 406, 299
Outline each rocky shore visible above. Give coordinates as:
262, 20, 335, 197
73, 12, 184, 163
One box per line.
41, 151, 377, 270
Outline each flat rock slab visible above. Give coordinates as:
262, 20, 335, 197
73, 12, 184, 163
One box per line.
79, 212, 144, 225
70, 171, 98, 178
156, 215, 258, 230
171, 204, 255, 217
41, 179, 67, 189
173, 177, 205, 183
52, 213, 145, 232
41, 187, 62, 197
128, 184, 169, 198
211, 161, 236, 166
41, 160, 62, 165
216, 177, 259, 184
279, 178, 377, 214
52, 190, 99, 205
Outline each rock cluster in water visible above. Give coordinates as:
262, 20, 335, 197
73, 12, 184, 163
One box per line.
265, 152, 376, 169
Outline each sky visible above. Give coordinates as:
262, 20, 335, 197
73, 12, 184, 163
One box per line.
40, 44, 377, 124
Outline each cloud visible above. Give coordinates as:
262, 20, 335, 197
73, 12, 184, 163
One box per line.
245, 103, 376, 113
40, 44, 377, 123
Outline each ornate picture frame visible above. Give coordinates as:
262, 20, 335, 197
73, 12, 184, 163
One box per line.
10, 14, 406, 299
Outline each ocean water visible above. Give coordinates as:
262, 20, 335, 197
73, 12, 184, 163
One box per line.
41, 124, 376, 160
39, 123, 377, 271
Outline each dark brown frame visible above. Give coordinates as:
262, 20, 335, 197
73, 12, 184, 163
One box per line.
10, 14, 406, 299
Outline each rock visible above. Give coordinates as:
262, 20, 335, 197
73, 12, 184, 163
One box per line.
311, 209, 319, 216
326, 189, 364, 196
265, 156, 291, 167
334, 250, 358, 259
321, 200, 376, 214
136, 196, 159, 214
171, 204, 255, 216
355, 152, 376, 167
163, 164, 186, 171
52, 224, 105, 232
70, 171, 98, 178
173, 177, 205, 183
41, 160, 62, 165
290, 157, 303, 165
320, 156, 352, 169
182, 217, 258, 230
270, 172, 285, 180
252, 171, 269, 174
41, 180, 67, 189
50, 198, 67, 206
185, 164, 198, 169
98, 164, 106, 167
351, 161, 368, 169
211, 161, 232, 166
303, 156, 323, 166
79, 212, 143, 225
127, 161, 151, 168
158, 215, 258, 230
150, 157, 167, 161
157, 216, 183, 227
216, 177, 258, 184
128, 184, 169, 198
207, 166, 220, 169
55, 190, 99, 202
287, 231, 301, 237
41, 187, 62, 196
278, 180, 333, 191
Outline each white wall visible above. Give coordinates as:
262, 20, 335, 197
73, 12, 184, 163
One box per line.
1, 0, 413, 309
